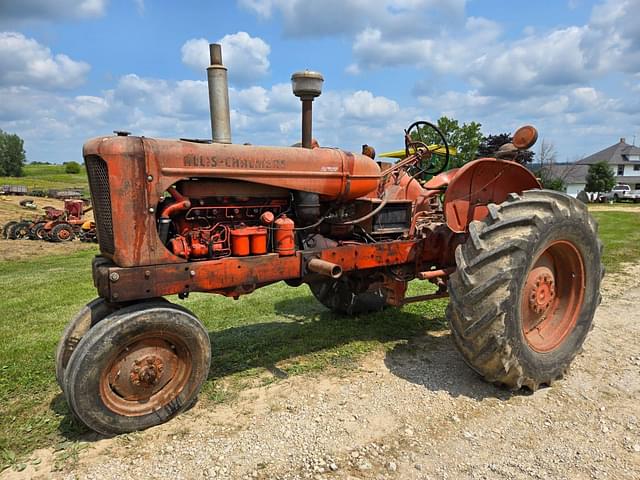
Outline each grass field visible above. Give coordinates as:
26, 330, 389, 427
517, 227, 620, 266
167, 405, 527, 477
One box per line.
0, 208, 638, 471
590, 210, 640, 272
0, 164, 88, 193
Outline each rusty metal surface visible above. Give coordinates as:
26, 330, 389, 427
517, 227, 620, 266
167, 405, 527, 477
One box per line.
512, 125, 538, 150
100, 333, 191, 417
94, 240, 419, 302
84, 127, 539, 307
307, 258, 342, 278
521, 240, 585, 353
443, 159, 541, 233
83, 135, 382, 267
301, 99, 313, 148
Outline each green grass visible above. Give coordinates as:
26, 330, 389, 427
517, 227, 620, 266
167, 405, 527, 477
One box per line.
0, 247, 448, 468
591, 210, 640, 273
0, 208, 638, 469
0, 164, 88, 193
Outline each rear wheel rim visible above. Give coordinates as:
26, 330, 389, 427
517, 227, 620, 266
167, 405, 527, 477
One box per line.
58, 228, 71, 240
99, 333, 192, 416
521, 240, 585, 353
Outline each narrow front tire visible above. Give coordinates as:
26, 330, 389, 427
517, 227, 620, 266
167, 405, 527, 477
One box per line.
63, 301, 211, 435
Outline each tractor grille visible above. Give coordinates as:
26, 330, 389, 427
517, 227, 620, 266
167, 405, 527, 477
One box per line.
85, 156, 115, 254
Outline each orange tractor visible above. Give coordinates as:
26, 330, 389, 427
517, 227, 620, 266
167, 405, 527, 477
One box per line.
2, 200, 95, 241
41, 199, 94, 242
2, 205, 64, 240
57, 44, 602, 435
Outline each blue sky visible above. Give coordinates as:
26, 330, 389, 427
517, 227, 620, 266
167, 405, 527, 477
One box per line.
1, 0, 639, 164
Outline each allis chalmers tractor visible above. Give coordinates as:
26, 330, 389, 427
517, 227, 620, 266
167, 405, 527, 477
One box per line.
56, 44, 602, 436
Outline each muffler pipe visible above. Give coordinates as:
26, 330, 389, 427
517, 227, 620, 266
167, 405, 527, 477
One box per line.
207, 44, 232, 144
308, 258, 342, 279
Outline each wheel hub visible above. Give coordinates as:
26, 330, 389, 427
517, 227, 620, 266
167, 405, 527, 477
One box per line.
527, 269, 556, 315
107, 339, 179, 402
130, 355, 165, 387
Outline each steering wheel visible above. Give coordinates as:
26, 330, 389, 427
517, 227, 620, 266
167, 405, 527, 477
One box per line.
404, 120, 450, 176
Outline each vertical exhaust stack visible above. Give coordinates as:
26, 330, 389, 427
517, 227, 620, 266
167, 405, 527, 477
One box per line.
291, 70, 323, 148
207, 43, 232, 144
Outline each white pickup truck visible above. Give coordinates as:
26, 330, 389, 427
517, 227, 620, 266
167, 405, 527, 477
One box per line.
599, 184, 640, 202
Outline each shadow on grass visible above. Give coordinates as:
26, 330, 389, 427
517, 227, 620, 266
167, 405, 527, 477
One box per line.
208, 293, 516, 402
207, 293, 445, 380
49, 393, 97, 443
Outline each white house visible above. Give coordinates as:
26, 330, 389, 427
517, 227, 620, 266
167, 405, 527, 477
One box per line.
577, 137, 640, 190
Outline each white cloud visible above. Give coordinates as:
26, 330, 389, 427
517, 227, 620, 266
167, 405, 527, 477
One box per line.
350, 17, 501, 74
6, 0, 640, 165
241, 0, 638, 103
237, 0, 274, 18
69, 95, 110, 119
114, 74, 209, 118
470, 26, 589, 96
343, 90, 399, 120
238, 0, 467, 37
181, 32, 270, 86
181, 38, 209, 70
0, 0, 107, 24
0, 32, 90, 89
231, 86, 270, 113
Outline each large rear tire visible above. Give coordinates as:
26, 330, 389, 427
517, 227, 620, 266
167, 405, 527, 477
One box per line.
2, 221, 17, 239
447, 190, 603, 390
63, 301, 211, 435
309, 277, 389, 315
10, 221, 30, 239
30, 221, 46, 240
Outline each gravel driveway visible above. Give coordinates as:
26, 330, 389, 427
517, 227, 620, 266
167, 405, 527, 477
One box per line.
4, 265, 640, 480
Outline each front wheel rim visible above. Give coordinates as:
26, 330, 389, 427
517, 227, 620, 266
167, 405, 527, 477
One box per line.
521, 240, 585, 353
99, 333, 192, 416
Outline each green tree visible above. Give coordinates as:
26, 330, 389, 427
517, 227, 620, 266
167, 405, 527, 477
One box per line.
541, 176, 566, 192
477, 132, 535, 164
585, 161, 616, 193
417, 116, 483, 168
0, 130, 26, 177
65, 161, 81, 174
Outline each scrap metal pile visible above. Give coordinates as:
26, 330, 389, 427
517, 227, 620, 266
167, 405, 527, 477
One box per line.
2, 199, 96, 242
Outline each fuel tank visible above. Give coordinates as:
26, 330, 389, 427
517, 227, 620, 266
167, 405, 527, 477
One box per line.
83, 136, 381, 201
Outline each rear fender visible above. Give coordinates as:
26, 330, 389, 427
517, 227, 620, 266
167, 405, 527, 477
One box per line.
443, 158, 540, 233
